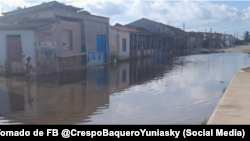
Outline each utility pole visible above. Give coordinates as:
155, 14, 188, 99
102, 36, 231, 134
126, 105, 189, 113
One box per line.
211, 28, 212, 50
183, 22, 185, 31
169, 21, 170, 25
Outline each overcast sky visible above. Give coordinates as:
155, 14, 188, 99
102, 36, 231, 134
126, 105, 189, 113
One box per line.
0, 0, 250, 39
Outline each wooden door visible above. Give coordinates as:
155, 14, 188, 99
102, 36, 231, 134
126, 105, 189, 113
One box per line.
6, 35, 23, 74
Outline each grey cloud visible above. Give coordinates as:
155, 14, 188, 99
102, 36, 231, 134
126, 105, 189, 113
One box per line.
86, 1, 126, 16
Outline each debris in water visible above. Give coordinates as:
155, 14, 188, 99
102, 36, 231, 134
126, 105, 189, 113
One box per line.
219, 81, 225, 83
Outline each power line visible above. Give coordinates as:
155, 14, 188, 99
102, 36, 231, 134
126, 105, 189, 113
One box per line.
187, 17, 250, 35
185, 8, 250, 29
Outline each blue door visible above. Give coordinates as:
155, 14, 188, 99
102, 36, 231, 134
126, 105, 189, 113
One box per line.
97, 35, 106, 63
97, 35, 106, 52
97, 36, 103, 52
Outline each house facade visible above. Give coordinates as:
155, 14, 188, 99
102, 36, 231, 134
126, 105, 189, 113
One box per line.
223, 34, 235, 47
187, 32, 202, 54
109, 26, 137, 61
0, 1, 110, 75
125, 18, 176, 57
197, 32, 235, 49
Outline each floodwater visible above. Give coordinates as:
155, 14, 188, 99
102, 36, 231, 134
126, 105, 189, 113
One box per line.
0, 53, 250, 125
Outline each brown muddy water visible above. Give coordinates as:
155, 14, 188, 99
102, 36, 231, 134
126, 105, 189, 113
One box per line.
0, 53, 250, 125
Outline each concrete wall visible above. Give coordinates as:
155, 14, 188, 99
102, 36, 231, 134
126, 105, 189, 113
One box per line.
35, 20, 84, 72
119, 30, 130, 60
85, 20, 109, 65
34, 24, 58, 74
0, 30, 36, 74
109, 28, 119, 58
55, 20, 82, 70
56, 20, 81, 56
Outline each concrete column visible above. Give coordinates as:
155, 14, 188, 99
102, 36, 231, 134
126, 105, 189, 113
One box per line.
134, 33, 136, 57
131, 33, 133, 58
155, 36, 157, 55
137, 34, 139, 57
106, 23, 109, 62
85, 19, 88, 67
174, 34, 176, 56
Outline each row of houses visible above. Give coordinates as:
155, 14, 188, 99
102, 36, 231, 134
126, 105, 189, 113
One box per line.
0, 57, 171, 124
109, 21, 235, 61
199, 32, 235, 49
0, 1, 235, 75
109, 19, 178, 61
0, 2, 110, 75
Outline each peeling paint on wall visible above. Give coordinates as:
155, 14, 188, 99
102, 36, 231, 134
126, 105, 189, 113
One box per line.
88, 52, 104, 64
34, 41, 57, 74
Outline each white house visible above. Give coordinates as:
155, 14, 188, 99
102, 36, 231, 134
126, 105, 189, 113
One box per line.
109, 26, 138, 61
222, 34, 235, 47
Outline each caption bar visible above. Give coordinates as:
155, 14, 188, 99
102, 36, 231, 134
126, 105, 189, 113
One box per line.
0, 129, 245, 138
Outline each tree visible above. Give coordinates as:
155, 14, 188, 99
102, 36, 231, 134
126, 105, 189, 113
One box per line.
243, 31, 250, 42
235, 38, 244, 45
14, 6, 23, 11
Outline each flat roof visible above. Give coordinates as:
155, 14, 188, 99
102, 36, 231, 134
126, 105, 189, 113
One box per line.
2, 1, 82, 16
110, 26, 139, 33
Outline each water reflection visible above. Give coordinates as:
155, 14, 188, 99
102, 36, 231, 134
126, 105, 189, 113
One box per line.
0, 56, 172, 124
0, 53, 250, 124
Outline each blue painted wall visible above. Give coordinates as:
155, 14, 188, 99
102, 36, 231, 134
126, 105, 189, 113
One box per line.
88, 52, 104, 64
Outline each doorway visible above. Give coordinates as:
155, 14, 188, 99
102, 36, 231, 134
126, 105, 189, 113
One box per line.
6, 35, 23, 74
97, 35, 106, 63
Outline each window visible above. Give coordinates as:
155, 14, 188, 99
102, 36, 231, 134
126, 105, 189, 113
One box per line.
62, 30, 72, 50
122, 38, 126, 51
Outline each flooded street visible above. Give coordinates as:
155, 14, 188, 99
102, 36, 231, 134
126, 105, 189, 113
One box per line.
0, 53, 250, 124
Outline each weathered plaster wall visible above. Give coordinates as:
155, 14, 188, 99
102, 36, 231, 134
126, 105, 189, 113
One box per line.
81, 21, 86, 53
119, 30, 130, 60
34, 25, 57, 74
109, 28, 119, 58
56, 20, 81, 56
55, 20, 83, 70
0, 30, 36, 74
34, 41, 57, 74
85, 20, 109, 64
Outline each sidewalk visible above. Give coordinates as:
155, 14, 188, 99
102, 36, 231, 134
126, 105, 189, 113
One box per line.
207, 67, 250, 124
